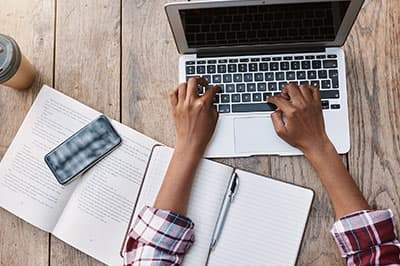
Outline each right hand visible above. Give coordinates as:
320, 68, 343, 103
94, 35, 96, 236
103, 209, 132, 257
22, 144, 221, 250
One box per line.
267, 83, 332, 155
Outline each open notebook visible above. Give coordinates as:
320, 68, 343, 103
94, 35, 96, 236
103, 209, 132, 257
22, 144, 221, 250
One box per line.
130, 146, 314, 266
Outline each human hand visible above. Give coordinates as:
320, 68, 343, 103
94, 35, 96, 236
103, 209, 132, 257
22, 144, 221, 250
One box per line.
267, 83, 332, 155
170, 77, 219, 158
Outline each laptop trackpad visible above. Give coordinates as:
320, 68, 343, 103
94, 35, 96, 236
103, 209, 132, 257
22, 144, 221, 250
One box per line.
234, 116, 290, 154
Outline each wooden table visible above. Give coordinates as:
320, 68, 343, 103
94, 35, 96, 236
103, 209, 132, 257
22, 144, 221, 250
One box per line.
0, 0, 398, 265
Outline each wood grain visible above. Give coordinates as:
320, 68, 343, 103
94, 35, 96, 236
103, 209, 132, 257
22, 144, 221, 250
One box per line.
50, 0, 120, 265
345, 0, 400, 231
0, 0, 54, 265
122, 0, 179, 146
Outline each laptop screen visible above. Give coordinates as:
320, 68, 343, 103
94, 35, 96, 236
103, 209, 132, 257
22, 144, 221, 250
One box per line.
179, 1, 351, 49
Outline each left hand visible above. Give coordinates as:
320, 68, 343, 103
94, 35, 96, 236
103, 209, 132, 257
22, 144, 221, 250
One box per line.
170, 77, 219, 157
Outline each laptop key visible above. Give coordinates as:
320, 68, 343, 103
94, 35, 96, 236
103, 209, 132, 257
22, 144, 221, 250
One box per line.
257, 83, 267, 91
270, 62, 279, 71
247, 83, 256, 92
226, 84, 235, 93
219, 104, 230, 113
244, 73, 253, 82
253, 93, 262, 102
265, 72, 274, 81
233, 74, 242, 82
186, 61, 195, 65
311, 80, 320, 88
294, 56, 304, 60
186, 66, 195, 74
221, 94, 230, 103
280, 62, 289, 70
279, 82, 287, 90
238, 64, 247, 72
327, 54, 337, 58
316, 55, 326, 59
232, 94, 241, 102
217, 65, 227, 73
212, 75, 222, 83
223, 74, 232, 83
197, 65, 205, 74
274, 92, 281, 96
242, 93, 251, 102
249, 63, 258, 72
305, 55, 314, 59
263, 92, 273, 101
321, 80, 331, 89
296, 71, 306, 80
312, 60, 322, 69
236, 84, 246, 92
307, 70, 317, 79
321, 100, 329, 109
301, 61, 311, 69
331, 104, 340, 109
232, 103, 277, 112
320, 90, 340, 99
276, 72, 285, 80
318, 70, 327, 78
291, 61, 300, 70
259, 63, 268, 71
268, 82, 277, 91
272, 57, 281, 61
255, 73, 264, 81
229, 59, 238, 63
323, 60, 338, 68
207, 65, 216, 73
300, 81, 310, 86
228, 64, 237, 72
286, 71, 296, 80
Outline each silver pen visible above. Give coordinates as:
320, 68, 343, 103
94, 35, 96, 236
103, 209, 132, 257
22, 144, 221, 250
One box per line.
209, 172, 239, 250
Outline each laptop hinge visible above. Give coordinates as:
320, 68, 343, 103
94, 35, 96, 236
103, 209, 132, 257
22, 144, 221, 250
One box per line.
196, 47, 326, 58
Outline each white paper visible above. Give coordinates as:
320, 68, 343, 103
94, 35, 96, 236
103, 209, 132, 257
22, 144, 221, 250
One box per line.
208, 169, 314, 266
134, 146, 233, 266
53, 122, 156, 266
0, 86, 158, 265
0, 86, 97, 231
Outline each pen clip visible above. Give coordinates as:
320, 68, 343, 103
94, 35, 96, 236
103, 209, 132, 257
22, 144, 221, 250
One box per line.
229, 173, 239, 201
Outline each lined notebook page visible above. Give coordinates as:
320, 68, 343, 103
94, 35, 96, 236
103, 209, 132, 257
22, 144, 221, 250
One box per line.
208, 169, 314, 266
133, 146, 233, 266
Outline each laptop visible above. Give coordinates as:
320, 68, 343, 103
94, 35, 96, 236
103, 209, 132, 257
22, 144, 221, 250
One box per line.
165, 0, 364, 158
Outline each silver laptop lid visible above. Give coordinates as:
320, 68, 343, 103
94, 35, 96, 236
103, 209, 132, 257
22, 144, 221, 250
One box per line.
165, 0, 364, 54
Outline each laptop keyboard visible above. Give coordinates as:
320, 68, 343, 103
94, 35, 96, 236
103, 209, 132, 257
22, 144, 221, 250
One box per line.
185, 53, 340, 113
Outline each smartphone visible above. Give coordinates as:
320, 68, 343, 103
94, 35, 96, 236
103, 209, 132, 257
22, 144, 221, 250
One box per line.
44, 115, 122, 185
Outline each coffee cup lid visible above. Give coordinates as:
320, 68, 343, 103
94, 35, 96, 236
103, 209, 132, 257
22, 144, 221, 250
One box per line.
0, 34, 21, 83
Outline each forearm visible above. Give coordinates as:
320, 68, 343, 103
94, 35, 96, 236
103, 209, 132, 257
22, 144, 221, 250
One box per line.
153, 147, 202, 216
304, 140, 369, 218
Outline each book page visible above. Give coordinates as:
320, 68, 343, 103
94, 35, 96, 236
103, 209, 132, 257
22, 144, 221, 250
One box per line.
0, 86, 98, 231
52, 122, 156, 266
133, 146, 233, 266
208, 169, 314, 266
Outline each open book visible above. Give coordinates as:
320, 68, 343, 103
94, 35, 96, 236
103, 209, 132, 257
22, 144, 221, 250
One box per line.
0, 86, 158, 265
132, 146, 314, 266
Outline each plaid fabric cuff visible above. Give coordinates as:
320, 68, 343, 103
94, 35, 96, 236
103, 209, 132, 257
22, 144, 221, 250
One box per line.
130, 206, 195, 255
331, 209, 397, 257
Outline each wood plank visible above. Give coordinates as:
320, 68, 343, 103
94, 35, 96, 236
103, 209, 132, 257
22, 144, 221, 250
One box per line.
50, 0, 120, 265
0, 0, 54, 265
122, 0, 179, 147
345, 0, 400, 231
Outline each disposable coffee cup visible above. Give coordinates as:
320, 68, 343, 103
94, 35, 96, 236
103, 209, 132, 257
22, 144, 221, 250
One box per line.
0, 34, 36, 90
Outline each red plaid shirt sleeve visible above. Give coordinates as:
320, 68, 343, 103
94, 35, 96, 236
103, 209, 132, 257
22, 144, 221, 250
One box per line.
331, 209, 400, 265
123, 206, 195, 266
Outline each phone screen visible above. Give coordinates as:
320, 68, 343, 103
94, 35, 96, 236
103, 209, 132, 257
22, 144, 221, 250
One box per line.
44, 115, 122, 185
